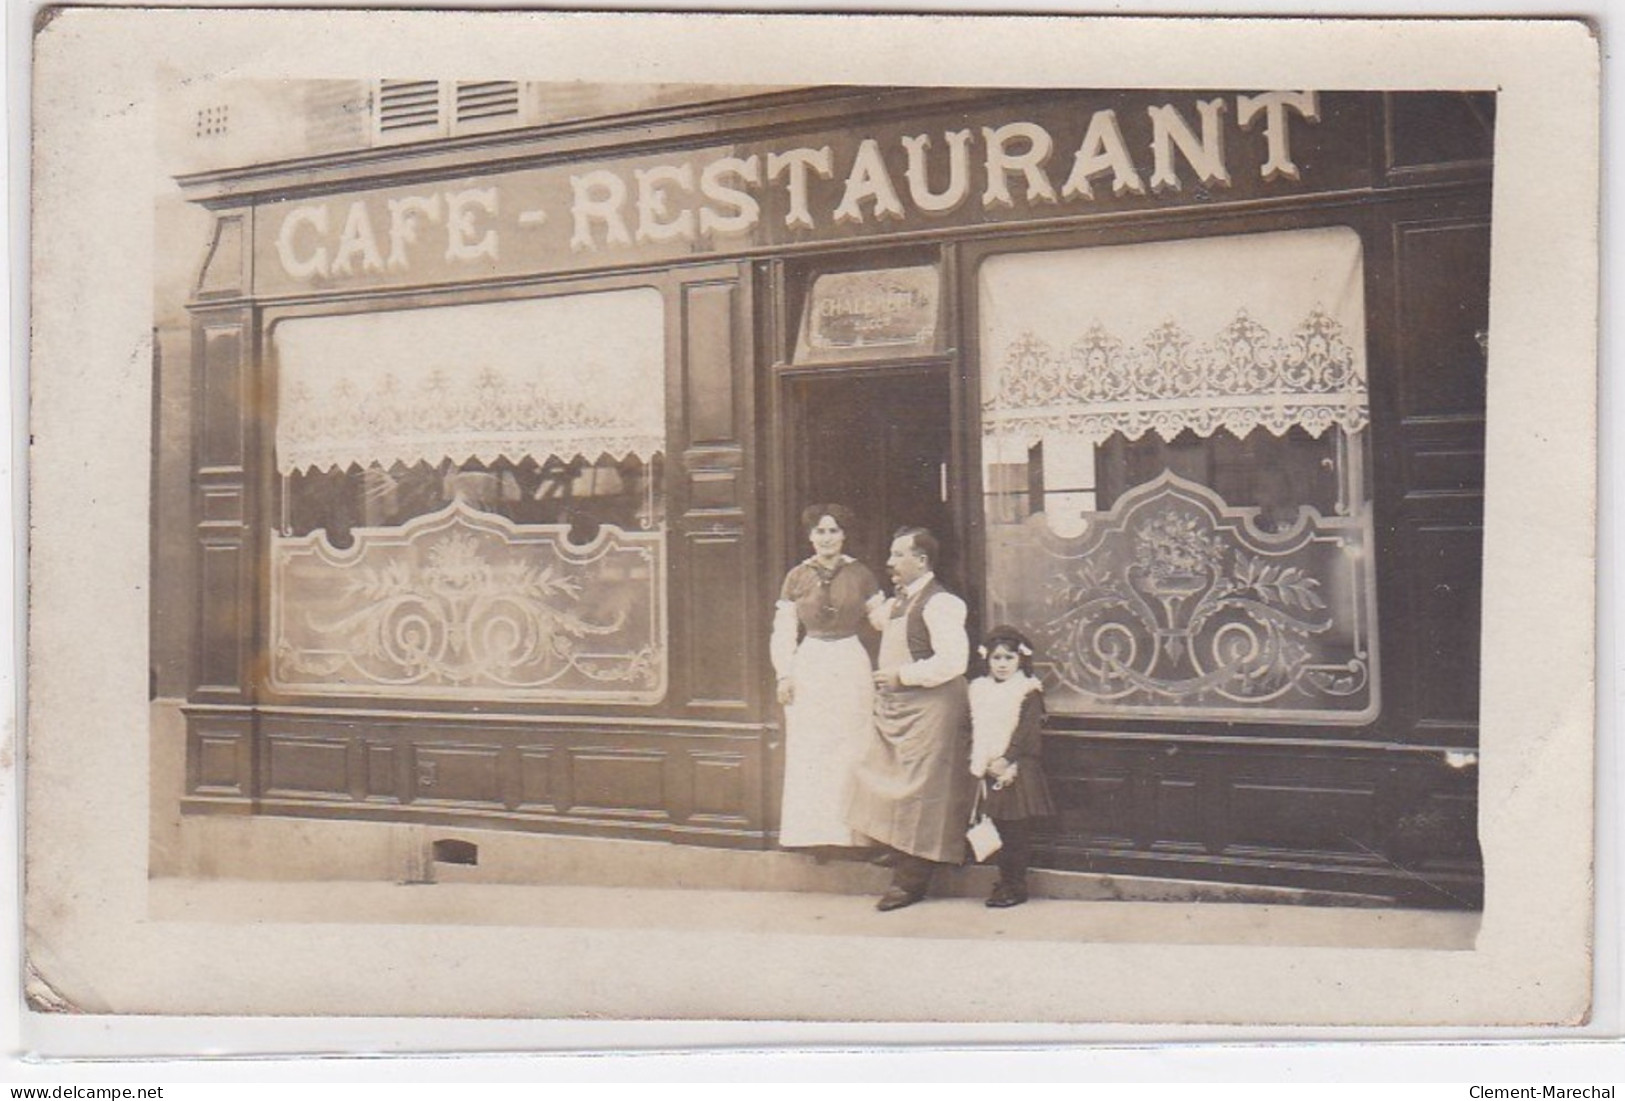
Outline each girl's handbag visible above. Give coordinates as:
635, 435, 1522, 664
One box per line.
966, 780, 1003, 862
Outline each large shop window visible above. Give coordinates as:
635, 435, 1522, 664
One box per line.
269, 289, 668, 704
980, 228, 1378, 724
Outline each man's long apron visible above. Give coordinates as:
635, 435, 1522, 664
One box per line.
844, 597, 974, 863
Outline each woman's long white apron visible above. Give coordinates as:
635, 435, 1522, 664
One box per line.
779, 635, 875, 847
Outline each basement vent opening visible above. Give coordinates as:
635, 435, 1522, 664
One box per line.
432, 839, 479, 866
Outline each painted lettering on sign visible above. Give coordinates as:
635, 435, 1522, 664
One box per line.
276, 187, 502, 279
799, 266, 940, 358
262, 92, 1326, 290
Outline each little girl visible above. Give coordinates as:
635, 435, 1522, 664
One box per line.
967, 625, 1056, 908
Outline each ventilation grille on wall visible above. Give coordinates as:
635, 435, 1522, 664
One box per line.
378, 79, 443, 135
195, 104, 229, 139
375, 80, 524, 144
456, 81, 520, 125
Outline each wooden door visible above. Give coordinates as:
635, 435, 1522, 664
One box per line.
784, 367, 954, 585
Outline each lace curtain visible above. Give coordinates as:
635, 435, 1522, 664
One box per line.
273, 288, 666, 475
980, 227, 1368, 452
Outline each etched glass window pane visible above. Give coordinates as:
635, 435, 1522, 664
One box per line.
269, 288, 668, 704
980, 228, 1377, 724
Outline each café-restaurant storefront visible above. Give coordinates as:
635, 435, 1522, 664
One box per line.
170, 86, 1492, 906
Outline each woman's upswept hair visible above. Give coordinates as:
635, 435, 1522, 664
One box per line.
801, 503, 857, 535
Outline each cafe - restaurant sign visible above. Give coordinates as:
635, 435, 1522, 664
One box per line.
254, 90, 1365, 296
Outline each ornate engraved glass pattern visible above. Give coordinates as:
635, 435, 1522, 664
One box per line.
986, 474, 1377, 723
271, 500, 666, 703
272, 288, 666, 474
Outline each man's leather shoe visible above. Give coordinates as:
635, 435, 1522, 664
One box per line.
985, 885, 1028, 908
876, 887, 924, 912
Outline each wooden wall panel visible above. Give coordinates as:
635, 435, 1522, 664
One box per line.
191, 311, 254, 704
1396, 222, 1492, 420
265, 735, 349, 797
568, 748, 668, 817
689, 750, 748, 822
1051, 772, 1134, 845
688, 468, 739, 512
1410, 791, 1481, 863
187, 716, 253, 796
1390, 218, 1490, 743
365, 743, 400, 800
684, 281, 737, 445
671, 263, 760, 720
1402, 421, 1486, 496
1226, 780, 1379, 854
414, 745, 503, 805
199, 326, 246, 469
199, 486, 244, 525
196, 736, 242, 791
1406, 522, 1485, 727
683, 532, 750, 707
1036, 732, 1481, 906
1152, 778, 1202, 845
517, 746, 557, 810
189, 711, 772, 844
196, 540, 245, 693
152, 327, 196, 700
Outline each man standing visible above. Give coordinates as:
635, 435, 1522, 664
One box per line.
845, 526, 976, 911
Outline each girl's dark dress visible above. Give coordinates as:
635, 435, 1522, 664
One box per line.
982, 689, 1055, 822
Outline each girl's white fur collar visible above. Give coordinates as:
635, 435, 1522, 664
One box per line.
969, 673, 1041, 776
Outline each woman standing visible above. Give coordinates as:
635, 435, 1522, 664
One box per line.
771, 504, 884, 850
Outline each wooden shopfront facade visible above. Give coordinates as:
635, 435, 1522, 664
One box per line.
170, 86, 1492, 907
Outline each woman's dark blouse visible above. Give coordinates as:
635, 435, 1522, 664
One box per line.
778, 557, 881, 640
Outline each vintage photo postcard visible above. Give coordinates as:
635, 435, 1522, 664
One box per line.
20, 9, 1600, 1043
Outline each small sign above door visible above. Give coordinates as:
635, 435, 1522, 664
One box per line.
795, 265, 940, 362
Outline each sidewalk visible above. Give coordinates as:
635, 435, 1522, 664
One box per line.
148, 876, 1479, 950
147, 827, 1480, 951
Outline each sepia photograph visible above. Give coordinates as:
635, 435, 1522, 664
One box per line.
152, 80, 1487, 908
21, 9, 1600, 1042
